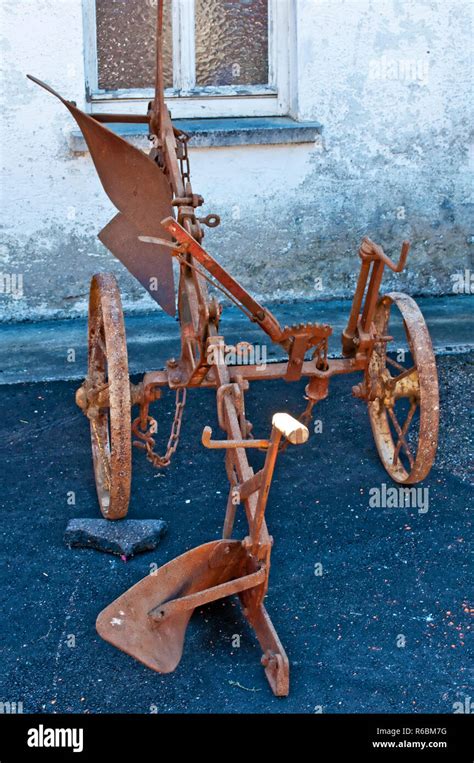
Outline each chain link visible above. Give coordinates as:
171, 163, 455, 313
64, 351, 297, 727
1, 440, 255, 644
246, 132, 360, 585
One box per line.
131, 128, 189, 470
132, 388, 187, 468
176, 131, 191, 185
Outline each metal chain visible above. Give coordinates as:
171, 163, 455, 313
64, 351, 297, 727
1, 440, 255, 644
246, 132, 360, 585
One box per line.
130, 128, 189, 470
176, 130, 191, 185
132, 388, 187, 468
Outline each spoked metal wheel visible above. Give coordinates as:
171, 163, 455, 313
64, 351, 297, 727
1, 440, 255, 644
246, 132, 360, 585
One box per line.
366, 292, 439, 484
82, 273, 131, 518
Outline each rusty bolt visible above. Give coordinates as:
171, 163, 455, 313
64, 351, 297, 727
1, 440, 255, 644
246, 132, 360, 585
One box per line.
261, 650, 275, 668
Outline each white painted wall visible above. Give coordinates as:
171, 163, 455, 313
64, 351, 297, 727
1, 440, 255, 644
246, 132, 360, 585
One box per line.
0, 0, 472, 321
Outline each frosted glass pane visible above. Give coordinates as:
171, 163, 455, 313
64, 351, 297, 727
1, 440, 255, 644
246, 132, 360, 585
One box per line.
96, 0, 173, 90
195, 0, 268, 86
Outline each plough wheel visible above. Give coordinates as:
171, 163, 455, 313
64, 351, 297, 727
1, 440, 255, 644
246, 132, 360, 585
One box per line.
367, 292, 439, 484
87, 273, 131, 519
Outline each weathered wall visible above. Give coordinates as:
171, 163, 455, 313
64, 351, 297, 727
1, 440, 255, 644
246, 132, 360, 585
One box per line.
0, 0, 472, 322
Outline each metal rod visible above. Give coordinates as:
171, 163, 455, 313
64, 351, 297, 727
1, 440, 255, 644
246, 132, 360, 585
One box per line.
161, 218, 284, 343
92, 114, 150, 124
362, 259, 384, 331
148, 566, 267, 620
222, 487, 238, 539
202, 426, 269, 449
152, 0, 165, 137
141, 357, 366, 391
251, 427, 282, 546
343, 258, 371, 341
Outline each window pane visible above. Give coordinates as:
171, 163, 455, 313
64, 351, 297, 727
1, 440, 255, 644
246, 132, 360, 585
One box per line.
195, 0, 268, 87
96, 0, 173, 90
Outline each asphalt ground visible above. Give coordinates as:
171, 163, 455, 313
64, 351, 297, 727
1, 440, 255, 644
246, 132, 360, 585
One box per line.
0, 352, 472, 714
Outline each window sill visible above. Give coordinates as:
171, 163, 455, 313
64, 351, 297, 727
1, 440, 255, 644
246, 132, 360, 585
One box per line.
70, 116, 322, 152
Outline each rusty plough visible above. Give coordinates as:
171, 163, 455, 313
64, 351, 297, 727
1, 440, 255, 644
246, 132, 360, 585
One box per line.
28, 1, 439, 696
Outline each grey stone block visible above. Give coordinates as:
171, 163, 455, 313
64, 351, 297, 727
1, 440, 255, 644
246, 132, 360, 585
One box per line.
64, 518, 168, 558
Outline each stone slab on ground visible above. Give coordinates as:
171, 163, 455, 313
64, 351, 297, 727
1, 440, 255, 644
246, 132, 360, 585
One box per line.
64, 518, 168, 558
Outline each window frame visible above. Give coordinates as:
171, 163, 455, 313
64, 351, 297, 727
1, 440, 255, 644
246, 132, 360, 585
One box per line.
83, 0, 294, 118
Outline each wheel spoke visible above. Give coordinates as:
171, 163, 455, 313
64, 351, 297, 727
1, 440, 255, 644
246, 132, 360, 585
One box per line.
392, 401, 418, 465
392, 365, 416, 383
391, 367, 419, 400
386, 356, 406, 373
387, 405, 415, 468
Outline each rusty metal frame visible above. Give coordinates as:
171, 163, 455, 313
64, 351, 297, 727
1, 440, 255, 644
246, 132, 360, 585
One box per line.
28, 0, 439, 697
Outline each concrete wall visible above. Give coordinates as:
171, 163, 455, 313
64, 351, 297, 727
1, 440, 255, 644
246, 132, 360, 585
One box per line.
0, 0, 472, 322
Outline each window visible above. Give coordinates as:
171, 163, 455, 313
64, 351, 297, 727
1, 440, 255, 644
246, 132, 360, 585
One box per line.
84, 0, 294, 118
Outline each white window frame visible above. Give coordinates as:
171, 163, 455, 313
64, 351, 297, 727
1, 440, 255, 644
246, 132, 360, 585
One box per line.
83, 0, 294, 118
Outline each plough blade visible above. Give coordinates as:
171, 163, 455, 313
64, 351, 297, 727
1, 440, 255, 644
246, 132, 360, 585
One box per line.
99, 213, 175, 316
27, 75, 176, 313
96, 540, 253, 673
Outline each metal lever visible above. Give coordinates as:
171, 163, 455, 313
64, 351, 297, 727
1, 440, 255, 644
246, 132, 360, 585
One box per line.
202, 426, 269, 449
202, 413, 309, 450
271, 412, 309, 445
360, 237, 410, 273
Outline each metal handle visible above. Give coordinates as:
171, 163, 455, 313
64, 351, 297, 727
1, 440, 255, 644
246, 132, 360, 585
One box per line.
271, 413, 309, 445
202, 426, 269, 449
360, 238, 410, 273
202, 414, 308, 450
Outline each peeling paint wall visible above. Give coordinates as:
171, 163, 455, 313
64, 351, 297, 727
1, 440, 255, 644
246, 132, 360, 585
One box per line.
0, 0, 472, 322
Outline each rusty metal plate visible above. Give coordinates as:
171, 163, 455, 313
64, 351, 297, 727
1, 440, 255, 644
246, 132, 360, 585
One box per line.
96, 539, 248, 673
99, 213, 175, 316
27, 75, 175, 315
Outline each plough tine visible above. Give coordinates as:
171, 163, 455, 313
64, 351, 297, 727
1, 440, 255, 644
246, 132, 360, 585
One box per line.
243, 604, 290, 697
97, 410, 308, 696
96, 539, 250, 673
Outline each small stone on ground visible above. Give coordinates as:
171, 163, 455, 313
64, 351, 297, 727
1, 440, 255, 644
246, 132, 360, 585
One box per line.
64, 518, 168, 558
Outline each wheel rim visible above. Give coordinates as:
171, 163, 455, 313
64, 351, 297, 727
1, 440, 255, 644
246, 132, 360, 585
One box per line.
88, 273, 131, 518
367, 292, 439, 484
